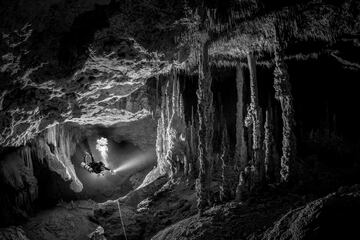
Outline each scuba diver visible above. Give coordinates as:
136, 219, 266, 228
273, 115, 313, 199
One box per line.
79, 139, 113, 175
81, 152, 113, 175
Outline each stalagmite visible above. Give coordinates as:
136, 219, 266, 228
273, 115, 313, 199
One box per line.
219, 123, 235, 202
274, 30, 297, 183
247, 52, 265, 187
196, 37, 214, 215
264, 107, 274, 183
187, 107, 198, 178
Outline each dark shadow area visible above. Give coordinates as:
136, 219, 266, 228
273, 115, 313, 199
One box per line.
290, 56, 360, 166
212, 66, 238, 154
58, 3, 113, 67
32, 154, 76, 208
0, 147, 76, 227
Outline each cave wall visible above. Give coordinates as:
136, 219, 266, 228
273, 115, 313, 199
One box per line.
0, 147, 37, 226
0, 143, 77, 227
0, 123, 84, 226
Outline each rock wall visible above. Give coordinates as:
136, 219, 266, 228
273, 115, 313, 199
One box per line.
0, 123, 83, 226
0, 226, 30, 240
0, 147, 38, 226
262, 185, 360, 240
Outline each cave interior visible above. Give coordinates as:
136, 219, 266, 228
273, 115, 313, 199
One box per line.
0, 0, 360, 239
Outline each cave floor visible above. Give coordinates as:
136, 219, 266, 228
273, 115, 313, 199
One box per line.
93, 177, 310, 240
21, 200, 97, 240
151, 186, 308, 240
11, 171, 354, 240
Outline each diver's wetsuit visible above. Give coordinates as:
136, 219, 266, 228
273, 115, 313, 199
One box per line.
89, 161, 110, 174
82, 152, 111, 174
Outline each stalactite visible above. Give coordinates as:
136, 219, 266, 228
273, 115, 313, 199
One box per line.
156, 115, 167, 175
274, 30, 297, 183
172, 71, 178, 117
19, 146, 33, 170
235, 63, 248, 172
196, 38, 214, 215
247, 52, 265, 187
46, 125, 82, 191
152, 74, 160, 118
156, 79, 173, 176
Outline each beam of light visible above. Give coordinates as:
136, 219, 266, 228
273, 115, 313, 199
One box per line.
113, 150, 154, 174
96, 137, 109, 165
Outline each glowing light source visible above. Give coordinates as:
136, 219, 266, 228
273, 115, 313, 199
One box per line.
113, 150, 154, 174
96, 137, 109, 165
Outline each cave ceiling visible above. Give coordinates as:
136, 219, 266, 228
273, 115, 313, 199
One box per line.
1, 0, 359, 148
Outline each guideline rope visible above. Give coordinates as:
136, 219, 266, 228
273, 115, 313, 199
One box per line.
117, 200, 128, 240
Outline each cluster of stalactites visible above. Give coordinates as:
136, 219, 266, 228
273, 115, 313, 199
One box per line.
195, 1, 260, 35
19, 145, 34, 171
155, 68, 190, 178
31, 124, 84, 192
235, 48, 295, 200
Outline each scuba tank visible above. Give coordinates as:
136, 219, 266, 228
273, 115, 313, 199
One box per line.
81, 162, 93, 173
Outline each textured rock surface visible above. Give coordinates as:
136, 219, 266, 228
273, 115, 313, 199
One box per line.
0, 147, 38, 226
151, 191, 305, 240
93, 178, 198, 240
2, 0, 358, 150
261, 185, 360, 240
94, 200, 144, 240
0, 1, 359, 239
23, 200, 98, 240
0, 226, 30, 240
0, 0, 179, 148
0, 32, 169, 148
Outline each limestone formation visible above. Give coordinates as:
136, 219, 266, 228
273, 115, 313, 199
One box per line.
196, 39, 214, 214
247, 52, 265, 187
0, 1, 359, 239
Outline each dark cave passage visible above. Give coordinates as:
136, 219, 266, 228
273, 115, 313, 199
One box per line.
290, 56, 360, 168
58, 1, 119, 67
212, 67, 238, 154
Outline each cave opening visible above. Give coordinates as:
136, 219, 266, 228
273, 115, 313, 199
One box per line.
72, 132, 156, 202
